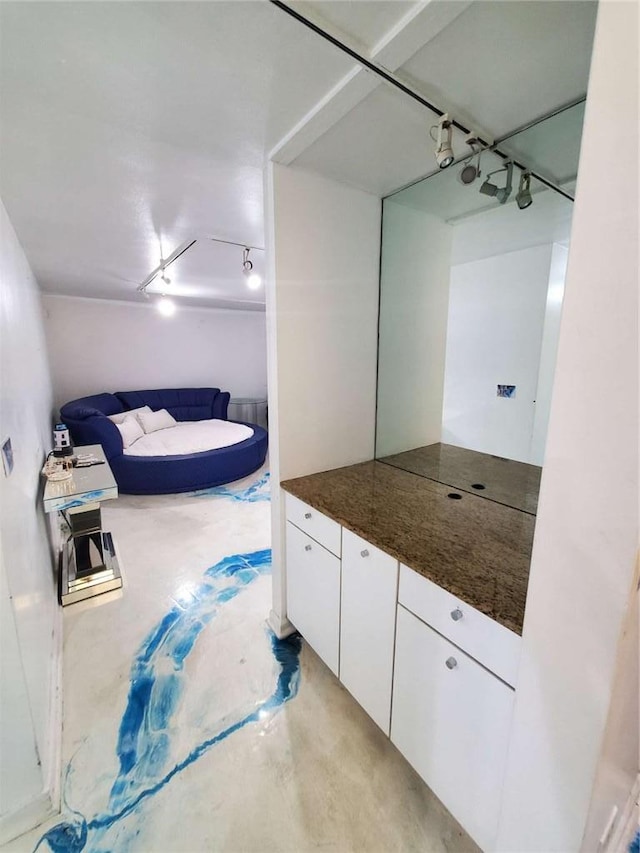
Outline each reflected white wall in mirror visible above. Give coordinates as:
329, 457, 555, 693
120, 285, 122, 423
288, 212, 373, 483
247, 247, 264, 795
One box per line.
376, 165, 573, 470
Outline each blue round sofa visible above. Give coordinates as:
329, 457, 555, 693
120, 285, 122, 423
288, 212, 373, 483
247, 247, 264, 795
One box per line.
60, 388, 268, 495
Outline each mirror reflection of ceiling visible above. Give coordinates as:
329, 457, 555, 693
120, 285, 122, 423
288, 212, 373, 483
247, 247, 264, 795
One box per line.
388, 154, 574, 261
388, 171, 573, 268
497, 102, 586, 186
0, 0, 597, 308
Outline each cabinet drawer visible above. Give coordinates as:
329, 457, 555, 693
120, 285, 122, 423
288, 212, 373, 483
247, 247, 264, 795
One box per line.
398, 564, 520, 687
391, 606, 514, 852
340, 529, 398, 734
286, 522, 341, 675
285, 493, 341, 557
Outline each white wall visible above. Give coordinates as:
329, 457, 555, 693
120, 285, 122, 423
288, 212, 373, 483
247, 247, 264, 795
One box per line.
265, 162, 380, 635
0, 200, 60, 842
581, 562, 638, 851
441, 244, 553, 464
496, 1, 639, 850
530, 243, 568, 465
42, 294, 267, 412
376, 202, 452, 457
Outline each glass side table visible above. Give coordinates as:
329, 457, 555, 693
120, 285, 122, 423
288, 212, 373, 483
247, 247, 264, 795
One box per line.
228, 397, 268, 428
43, 444, 123, 606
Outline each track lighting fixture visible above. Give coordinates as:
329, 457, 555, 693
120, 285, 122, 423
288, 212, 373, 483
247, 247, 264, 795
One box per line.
156, 295, 176, 317
479, 161, 514, 205
516, 171, 533, 209
138, 237, 265, 305
158, 259, 172, 287
242, 247, 262, 290
431, 114, 454, 169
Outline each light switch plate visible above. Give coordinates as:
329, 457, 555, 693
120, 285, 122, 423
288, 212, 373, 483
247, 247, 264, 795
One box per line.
1, 436, 14, 476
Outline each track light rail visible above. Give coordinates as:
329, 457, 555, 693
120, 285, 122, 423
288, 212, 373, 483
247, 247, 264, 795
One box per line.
270, 0, 578, 202
137, 237, 264, 293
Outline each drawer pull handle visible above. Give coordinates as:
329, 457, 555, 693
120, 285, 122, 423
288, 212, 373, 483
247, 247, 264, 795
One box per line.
445, 657, 457, 670
451, 608, 463, 621
304, 544, 312, 552
360, 549, 369, 558
304, 512, 312, 520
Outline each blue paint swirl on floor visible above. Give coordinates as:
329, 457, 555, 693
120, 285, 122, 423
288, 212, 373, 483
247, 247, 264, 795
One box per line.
190, 471, 271, 502
35, 547, 301, 853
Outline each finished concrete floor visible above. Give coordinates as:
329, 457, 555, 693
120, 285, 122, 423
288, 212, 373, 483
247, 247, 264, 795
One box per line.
8, 466, 478, 853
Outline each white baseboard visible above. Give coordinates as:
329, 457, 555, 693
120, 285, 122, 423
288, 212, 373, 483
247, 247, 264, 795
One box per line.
0, 601, 63, 846
45, 601, 64, 815
0, 790, 58, 847
608, 774, 640, 853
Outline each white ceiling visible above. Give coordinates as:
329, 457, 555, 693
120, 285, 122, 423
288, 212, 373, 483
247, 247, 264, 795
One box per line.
0, 0, 356, 307
0, 0, 598, 309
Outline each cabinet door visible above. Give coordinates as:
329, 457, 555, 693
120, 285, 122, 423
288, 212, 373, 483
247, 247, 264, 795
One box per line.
286, 521, 341, 675
340, 529, 398, 734
391, 606, 514, 852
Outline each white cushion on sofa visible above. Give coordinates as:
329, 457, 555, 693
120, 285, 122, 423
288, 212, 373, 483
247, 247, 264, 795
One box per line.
108, 405, 151, 425
123, 419, 254, 456
136, 408, 177, 434
116, 416, 145, 449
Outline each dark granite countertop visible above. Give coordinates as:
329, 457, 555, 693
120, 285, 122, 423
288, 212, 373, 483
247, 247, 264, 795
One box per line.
281, 461, 534, 635
378, 443, 541, 515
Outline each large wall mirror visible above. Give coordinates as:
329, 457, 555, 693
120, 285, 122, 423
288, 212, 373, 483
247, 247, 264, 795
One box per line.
375, 103, 585, 514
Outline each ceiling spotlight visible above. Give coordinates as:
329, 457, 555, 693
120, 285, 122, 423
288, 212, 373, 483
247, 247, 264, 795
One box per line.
156, 295, 176, 317
242, 247, 262, 289
479, 161, 514, 204
432, 114, 454, 169
516, 171, 533, 209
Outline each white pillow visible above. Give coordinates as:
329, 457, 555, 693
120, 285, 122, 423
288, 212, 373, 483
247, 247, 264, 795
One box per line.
136, 408, 177, 434
108, 405, 151, 425
116, 415, 144, 449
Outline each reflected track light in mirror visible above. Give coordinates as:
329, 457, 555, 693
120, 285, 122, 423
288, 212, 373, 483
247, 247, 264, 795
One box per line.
459, 135, 483, 185
516, 171, 533, 209
479, 177, 498, 197
459, 163, 479, 185
157, 295, 176, 317
479, 161, 514, 205
242, 247, 262, 290
432, 114, 454, 169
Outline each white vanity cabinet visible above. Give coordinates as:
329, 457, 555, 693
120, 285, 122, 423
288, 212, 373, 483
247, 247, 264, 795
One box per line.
339, 529, 398, 734
285, 495, 342, 676
391, 606, 515, 852
283, 490, 521, 852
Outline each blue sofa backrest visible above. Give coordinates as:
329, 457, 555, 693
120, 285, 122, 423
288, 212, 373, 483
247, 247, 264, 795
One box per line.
115, 388, 230, 421
60, 393, 123, 419
59, 393, 124, 460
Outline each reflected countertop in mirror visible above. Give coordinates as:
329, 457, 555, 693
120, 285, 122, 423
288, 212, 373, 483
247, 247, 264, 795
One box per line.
378, 442, 541, 515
